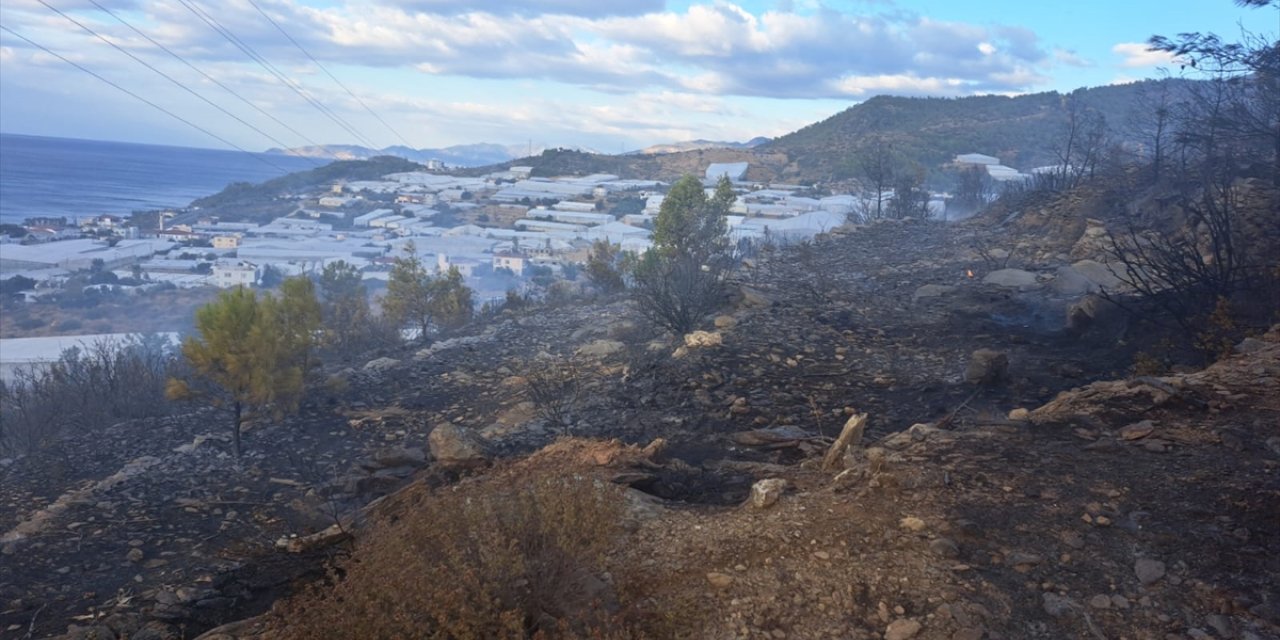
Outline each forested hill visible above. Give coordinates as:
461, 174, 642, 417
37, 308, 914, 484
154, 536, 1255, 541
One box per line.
762, 79, 1186, 181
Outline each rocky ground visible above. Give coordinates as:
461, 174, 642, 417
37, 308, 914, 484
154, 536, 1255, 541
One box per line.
2, 216, 1276, 639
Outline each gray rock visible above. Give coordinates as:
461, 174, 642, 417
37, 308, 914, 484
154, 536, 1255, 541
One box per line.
371, 446, 427, 469
748, 478, 788, 509
126, 547, 144, 563
428, 422, 490, 470
1135, 558, 1166, 585
1070, 259, 1123, 290
1050, 265, 1100, 296
964, 349, 1008, 385
362, 357, 400, 373
983, 268, 1040, 289
576, 339, 625, 358
928, 537, 960, 558
1042, 592, 1075, 618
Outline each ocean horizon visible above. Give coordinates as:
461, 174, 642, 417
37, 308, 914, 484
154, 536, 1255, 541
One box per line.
0, 133, 321, 225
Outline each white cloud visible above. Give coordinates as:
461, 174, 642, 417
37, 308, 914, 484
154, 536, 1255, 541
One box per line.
1112, 42, 1180, 68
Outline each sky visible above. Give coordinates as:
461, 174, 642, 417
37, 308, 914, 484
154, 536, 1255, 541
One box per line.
0, 0, 1275, 153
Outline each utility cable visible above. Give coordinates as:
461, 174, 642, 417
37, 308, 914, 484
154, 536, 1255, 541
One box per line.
84, 0, 327, 159
37, 0, 309, 161
244, 0, 416, 149
176, 0, 379, 149
0, 24, 291, 173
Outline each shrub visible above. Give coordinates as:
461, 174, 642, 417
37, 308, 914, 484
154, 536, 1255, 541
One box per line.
272, 475, 631, 639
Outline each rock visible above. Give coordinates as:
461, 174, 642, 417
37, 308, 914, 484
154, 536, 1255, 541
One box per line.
1050, 265, 1100, 296
576, 339, 625, 358
713, 315, 738, 329
362, 357, 400, 373
1006, 552, 1042, 568
900, 516, 926, 532
1008, 408, 1030, 421
684, 331, 723, 349
983, 268, 1039, 289
1135, 558, 1166, 585
964, 349, 1008, 385
748, 478, 788, 509
1235, 336, 1267, 354
913, 284, 955, 301
1070, 259, 1123, 289
371, 446, 427, 469
1042, 592, 1075, 618
126, 547, 144, 563
929, 538, 960, 558
706, 572, 734, 589
1119, 420, 1155, 440
428, 423, 490, 470
885, 618, 923, 640
1089, 595, 1112, 609
738, 285, 774, 309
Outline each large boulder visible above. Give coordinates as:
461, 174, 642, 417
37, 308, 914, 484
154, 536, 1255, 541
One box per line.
1049, 265, 1100, 296
1070, 259, 1124, 290
576, 339, 625, 358
428, 423, 490, 470
982, 268, 1040, 290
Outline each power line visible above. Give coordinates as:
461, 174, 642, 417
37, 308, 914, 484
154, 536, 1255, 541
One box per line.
84, 0, 327, 158
244, 0, 416, 149
0, 24, 291, 173
176, 0, 380, 149
36, 0, 309, 161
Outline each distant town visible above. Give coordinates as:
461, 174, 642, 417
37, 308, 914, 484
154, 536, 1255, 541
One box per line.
0, 152, 1039, 306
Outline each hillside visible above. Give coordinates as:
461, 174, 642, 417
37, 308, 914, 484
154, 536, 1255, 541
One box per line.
763, 80, 1185, 182
6, 206, 1278, 639
186, 155, 422, 222
267, 143, 522, 167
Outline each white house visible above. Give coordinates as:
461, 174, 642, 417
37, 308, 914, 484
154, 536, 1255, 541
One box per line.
954, 153, 1000, 166
212, 235, 241, 249
212, 260, 258, 288
492, 251, 526, 276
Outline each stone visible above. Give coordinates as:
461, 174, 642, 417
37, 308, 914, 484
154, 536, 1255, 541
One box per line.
576, 339, 625, 358
885, 618, 923, 640
428, 422, 490, 470
965, 349, 1008, 385
126, 548, 144, 563
1008, 408, 1030, 421
900, 516, 926, 532
714, 315, 738, 329
707, 572, 734, 589
1089, 595, 1112, 609
1120, 420, 1156, 440
1042, 593, 1075, 618
371, 446, 427, 469
982, 268, 1040, 289
1050, 265, 1100, 296
362, 357, 400, 373
1070, 259, 1123, 290
1135, 558, 1166, 585
748, 478, 788, 510
913, 284, 955, 301
684, 331, 723, 349
929, 538, 960, 558
738, 286, 774, 309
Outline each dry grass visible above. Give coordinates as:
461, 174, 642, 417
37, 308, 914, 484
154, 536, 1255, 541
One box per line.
271, 474, 639, 639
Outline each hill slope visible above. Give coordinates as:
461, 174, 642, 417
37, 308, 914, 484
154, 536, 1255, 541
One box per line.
763, 80, 1183, 181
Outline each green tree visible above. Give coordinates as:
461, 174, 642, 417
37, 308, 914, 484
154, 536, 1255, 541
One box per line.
318, 260, 374, 355
166, 287, 310, 457
428, 266, 474, 330
383, 242, 433, 340
633, 174, 735, 335
652, 175, 733, 259
276, 276, 322, 375
584, 240, 628, 293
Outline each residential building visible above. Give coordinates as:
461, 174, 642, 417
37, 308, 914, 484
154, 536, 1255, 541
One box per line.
212, 260, 259, 288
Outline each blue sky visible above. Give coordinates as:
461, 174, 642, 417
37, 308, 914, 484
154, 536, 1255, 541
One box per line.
0, 0, 1274, 152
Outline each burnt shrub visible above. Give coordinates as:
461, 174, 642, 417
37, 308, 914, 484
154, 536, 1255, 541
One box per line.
272, 475, 637, 639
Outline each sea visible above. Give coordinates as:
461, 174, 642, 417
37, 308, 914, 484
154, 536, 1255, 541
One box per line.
0, 133, 321, 225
